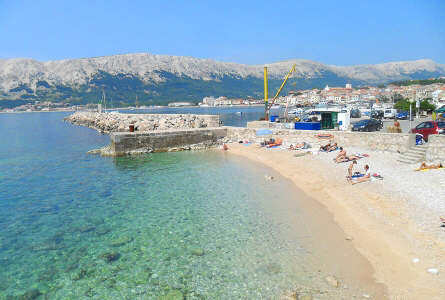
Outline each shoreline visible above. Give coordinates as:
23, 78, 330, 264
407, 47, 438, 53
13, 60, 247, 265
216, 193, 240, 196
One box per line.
227, 143, 445, 299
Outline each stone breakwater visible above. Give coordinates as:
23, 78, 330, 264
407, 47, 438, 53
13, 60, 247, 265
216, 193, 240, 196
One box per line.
65, 112, 220, 133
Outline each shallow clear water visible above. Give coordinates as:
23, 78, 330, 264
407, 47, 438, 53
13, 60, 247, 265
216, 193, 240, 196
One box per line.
0, 112, 357, 299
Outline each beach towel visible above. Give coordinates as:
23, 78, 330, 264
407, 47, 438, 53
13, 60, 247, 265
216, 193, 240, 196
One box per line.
256, 129, 273, 136
417, 167, 445, 172
351, 174, 364, 178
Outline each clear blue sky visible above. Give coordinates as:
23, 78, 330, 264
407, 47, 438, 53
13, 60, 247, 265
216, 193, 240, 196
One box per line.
0, 0, 444, 65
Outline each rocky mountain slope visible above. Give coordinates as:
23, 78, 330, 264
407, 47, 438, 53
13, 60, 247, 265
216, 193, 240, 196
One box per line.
1, 53, 444, 106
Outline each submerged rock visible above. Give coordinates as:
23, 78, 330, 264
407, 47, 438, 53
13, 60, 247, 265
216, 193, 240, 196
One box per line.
159, 290, 184, 300
281, 291, 298, 299
17, 289, 41, 300
190, 248, 205, 256
265, 262, 282, 275
110, 236, 133, 247
101, 252, 121, 263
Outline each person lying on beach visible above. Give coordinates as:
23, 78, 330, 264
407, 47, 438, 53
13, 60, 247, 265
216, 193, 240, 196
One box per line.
261, 138, 275, 147
266, 138, 283, 148
351, 164, 371, 185
415, 162, 443, 171
319, 143, 331, 151
336, 156, 357, 163
327, 143, 338, 152
334, 147, 346, 163
289, 142, 309, 150
346, 160, 358, 181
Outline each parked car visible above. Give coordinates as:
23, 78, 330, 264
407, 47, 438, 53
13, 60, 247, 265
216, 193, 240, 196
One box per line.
384, 109, 397, 119
396, 111, 409, 120
350, 109, 361, 118
352, 118, 382, 132
410, 121, 445, 141
371, 110, 384, 119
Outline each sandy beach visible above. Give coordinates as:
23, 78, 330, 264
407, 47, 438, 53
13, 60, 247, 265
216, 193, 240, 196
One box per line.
227, 143, 445, 300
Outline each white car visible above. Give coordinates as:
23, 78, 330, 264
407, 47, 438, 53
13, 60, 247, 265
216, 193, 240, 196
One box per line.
384, 109, 397, 119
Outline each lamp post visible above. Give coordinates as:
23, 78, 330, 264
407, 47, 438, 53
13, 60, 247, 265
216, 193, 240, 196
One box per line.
409, 97, 415, 131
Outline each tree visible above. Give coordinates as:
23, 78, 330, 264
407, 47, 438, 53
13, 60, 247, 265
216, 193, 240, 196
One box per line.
394, 99, 411, 111
394, 98, 436, 113
392, 93, 404, 103
420, 98, 436, 112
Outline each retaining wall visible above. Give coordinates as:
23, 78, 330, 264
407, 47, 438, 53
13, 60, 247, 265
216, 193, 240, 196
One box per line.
425, 135, 445, 161
227, 126, 415, 154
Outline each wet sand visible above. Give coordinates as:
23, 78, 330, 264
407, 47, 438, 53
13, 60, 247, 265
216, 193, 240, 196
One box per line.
226, 143, 445, 300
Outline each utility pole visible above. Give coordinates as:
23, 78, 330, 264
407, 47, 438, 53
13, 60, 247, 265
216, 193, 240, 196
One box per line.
264, 66, 268, 120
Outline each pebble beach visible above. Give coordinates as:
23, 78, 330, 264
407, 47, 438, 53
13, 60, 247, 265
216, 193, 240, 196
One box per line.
228, 142, 445, 300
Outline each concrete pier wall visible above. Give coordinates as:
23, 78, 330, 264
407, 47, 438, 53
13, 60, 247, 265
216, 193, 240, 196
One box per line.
110, 128, 227, 155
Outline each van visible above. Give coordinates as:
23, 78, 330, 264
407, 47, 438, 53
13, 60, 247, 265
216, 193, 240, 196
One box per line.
384, 109, 397, 119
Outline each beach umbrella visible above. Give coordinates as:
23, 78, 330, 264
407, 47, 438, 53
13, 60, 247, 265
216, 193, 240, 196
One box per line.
435, 106, 445, 113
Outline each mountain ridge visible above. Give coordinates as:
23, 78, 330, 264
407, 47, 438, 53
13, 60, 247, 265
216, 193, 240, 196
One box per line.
1, 53, 444, 106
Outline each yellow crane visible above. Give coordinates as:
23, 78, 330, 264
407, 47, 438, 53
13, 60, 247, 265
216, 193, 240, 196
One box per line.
264, 64, 296, 120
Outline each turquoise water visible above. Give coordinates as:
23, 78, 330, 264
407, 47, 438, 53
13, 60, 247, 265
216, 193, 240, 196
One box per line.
0, 112, 357, 299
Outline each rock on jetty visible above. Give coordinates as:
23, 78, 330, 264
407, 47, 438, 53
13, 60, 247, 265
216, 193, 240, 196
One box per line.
64, 111, 220, 133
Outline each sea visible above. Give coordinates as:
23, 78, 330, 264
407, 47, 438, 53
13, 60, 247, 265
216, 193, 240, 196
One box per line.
0, 106, 373, 299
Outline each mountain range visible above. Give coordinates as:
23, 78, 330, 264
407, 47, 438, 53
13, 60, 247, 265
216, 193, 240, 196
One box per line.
1, 53, 445, 107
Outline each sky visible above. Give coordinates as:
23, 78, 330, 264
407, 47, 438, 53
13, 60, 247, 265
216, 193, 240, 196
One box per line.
0, 0, 444, 65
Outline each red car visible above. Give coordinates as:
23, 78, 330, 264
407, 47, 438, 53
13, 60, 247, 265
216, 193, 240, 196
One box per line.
411, 121, 445, 141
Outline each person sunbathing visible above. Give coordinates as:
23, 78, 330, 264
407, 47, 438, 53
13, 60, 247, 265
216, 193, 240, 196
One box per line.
320, 143, 331, 151
266, 138, 283, 148
289, 142, 307, 150
327, 143, 338, 152
261, 138, 275, 147
351, 164, 371, 185
415, 162, 443, 171
334, 147, 346, 163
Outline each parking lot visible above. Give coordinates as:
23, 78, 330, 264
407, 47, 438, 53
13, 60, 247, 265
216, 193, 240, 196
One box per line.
350, 116, 427, 133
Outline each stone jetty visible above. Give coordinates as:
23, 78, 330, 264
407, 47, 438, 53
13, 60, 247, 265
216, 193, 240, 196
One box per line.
65, 111, 225, 155
65, 111, 220, 133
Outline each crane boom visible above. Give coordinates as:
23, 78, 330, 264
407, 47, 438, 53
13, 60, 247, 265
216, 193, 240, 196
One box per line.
265, 64, 296, 119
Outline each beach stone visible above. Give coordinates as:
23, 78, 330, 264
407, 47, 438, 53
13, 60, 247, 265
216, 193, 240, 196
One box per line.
281, 291, 298, 299
159, 290, 184, 300
101, 251, 121, 263
17, 288, 41, 300
110, 236, 133, 247
427, 268, 439, 274
191, 248, 205, 256
325, 275, 340, 287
